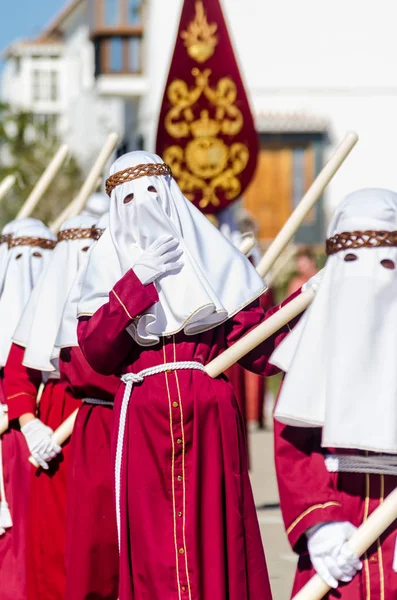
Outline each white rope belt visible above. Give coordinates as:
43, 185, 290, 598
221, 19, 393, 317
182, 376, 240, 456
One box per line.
325, 454, 397, 476
83, 397, 114, 407
115, 361, 206, 550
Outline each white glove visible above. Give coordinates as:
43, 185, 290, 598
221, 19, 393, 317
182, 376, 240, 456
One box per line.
21, 419, 61, 470
302, 268, 324, 292
306, 521, 362, 588
132, 235, 184, 285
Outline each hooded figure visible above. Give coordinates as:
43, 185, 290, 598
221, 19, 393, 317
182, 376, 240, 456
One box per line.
77, 151, 290, 600
0, 220, 56, 368
14, 214, 102, 372
0, 218, 55, 600
52, 212, 120, 600
272, 189, 397, 598
5, 215, 102, 600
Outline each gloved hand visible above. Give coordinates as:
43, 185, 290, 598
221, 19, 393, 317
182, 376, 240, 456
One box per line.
132, 235, 184, 285
302, 268, 324, 293
306, 521, 362, 588
21, 419, 61, 470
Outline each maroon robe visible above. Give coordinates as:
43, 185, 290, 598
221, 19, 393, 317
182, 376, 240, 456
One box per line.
5, 342, 79, 600
274, 420, 397, 599
60, 345, 119, 600
0, 371, 31, 600
78, 270, 289, 600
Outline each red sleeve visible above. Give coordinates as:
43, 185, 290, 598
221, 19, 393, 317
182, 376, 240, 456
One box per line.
274, 420, 345, 553
5, 343, 42, 421
78, 269, 159, 376
225, 289, 302, 377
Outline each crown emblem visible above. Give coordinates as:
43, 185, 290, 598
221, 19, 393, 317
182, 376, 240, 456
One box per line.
190, 110, 221, 138
181, 1, 218, 63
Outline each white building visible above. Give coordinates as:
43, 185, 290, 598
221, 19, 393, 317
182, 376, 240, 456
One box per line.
2, 0, 397, 241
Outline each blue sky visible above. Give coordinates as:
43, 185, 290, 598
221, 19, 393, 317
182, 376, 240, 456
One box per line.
0, 0, 65, 69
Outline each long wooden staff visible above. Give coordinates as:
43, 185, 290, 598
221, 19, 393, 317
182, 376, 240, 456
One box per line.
16, 145, 69, 219
0, 175, 16, 204
256, 131, 358, 278
49, 133, 119, 233
292, 486, 397, 599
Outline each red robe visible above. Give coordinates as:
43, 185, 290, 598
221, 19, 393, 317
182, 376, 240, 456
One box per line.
227, 283, 275, 429
78, 270, 288, 600
60, 345, 119, 600
274, 421, 397, 599
5, 343, 79, 600
0, 370, 31, 600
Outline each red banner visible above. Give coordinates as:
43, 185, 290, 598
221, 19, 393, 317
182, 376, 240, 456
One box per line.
156, 0, 259, 214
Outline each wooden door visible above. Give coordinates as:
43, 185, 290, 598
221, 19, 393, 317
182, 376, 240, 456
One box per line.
243, 147, 293, 242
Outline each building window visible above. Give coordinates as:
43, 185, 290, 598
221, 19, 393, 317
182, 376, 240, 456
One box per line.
128, 37, 141, 72
109, 37, 123, 71
32, 70, 59, 102
104, 0, 120, 25
95, 35, 142, 74
127, 0, 142, 25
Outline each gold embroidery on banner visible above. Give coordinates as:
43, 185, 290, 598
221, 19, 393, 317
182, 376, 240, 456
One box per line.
163, 340, 182, 600
163, 68, 249, 209
181, 1, 218, 63
286, 502, 341, 535
173, 341, 192, 600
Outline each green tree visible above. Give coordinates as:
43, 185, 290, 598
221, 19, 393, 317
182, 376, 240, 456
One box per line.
0, 104, 82, 227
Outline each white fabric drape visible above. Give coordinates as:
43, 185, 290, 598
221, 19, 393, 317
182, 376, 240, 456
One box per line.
0, 220, 55, 367
56, 213, 109, 350
273, 188, 397, 454
13, 215, 98, 372
78, 151, 266, 346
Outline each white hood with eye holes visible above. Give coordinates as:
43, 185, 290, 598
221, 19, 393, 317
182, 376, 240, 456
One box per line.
13, 215, 98, 372
0, 220, 56, 368
273, 188, 397, 454
78, 151, 266, 346
55, 212, 110, 350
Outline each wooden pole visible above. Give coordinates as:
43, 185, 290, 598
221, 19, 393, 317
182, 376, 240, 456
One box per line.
49, 133, 119, 233
28, 409, 79, 468
206, 287, 315, 378
256, 131, 358, 279
238, 234, 255, 256
16, 145, 69, 219
0, 175, 16, 204
292, 486, 397, 600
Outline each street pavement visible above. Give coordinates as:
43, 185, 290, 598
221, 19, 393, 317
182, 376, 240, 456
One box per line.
249, 427, 297, 599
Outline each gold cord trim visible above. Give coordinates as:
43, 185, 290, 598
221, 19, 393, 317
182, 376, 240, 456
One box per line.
173, 340, 192, 600
286, 502, 341, 535
110, 289, 133, 320
164, 340, 182, 600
